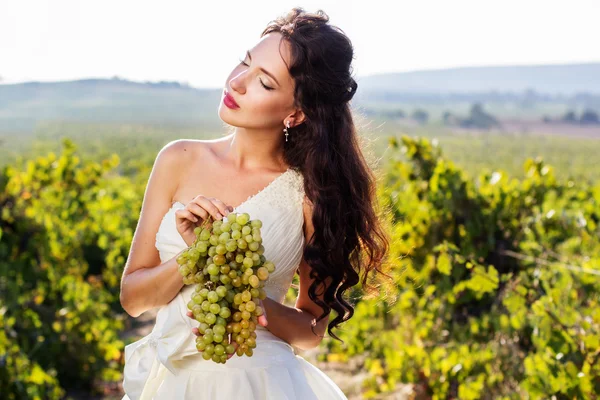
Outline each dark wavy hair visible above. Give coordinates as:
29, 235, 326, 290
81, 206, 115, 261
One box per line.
261, 8, 391, 342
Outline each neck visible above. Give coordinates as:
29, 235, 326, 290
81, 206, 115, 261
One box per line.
222, 126, 287, 172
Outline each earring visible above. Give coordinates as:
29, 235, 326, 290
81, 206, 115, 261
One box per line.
283, 121, 290, 142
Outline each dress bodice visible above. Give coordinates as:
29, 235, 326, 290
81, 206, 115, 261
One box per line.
155, 167, 305, 304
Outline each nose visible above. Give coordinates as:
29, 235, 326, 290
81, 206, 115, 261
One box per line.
229, 70, 247, 94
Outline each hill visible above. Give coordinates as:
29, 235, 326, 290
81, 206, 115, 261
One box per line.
0, 63, 598, 132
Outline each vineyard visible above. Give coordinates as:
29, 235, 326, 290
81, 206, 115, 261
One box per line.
1, 134, 599, 399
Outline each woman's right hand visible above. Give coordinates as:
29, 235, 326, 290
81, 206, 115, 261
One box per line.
175, 195, 234, 247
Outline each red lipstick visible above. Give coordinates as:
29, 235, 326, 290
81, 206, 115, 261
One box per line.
223, 89, 240, 109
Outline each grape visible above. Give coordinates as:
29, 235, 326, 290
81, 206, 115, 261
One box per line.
213, 254, 226, 265
225, 213, 238, 223
257, 267, 269, 280
249, 275, 260, 288
264, 261, 275, 273
198, 322, 209, 334
218, 232, 230, 244
203, 334, 214, 344
216, 244, 227, 255
215, 286, 227, 298
205, 313, 217, 324
207, 291, 219, 303
213, 325, 226, 336
214, 344, 225, 356
236, 213, 250, 226
207, 264, 220, 276
219, 307, 231, 319
176, 212, 277, 364
200, 229, 211, 241
205, 343, 215, 355
241, 291, 252, 302
209, 303, 221, 314
197, 242, 208, 253
226, 240, 238, 252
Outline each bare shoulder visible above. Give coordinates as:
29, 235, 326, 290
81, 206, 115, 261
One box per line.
159, 139, 205, 170
166, 137, 229, 166
160, 139, 219, 185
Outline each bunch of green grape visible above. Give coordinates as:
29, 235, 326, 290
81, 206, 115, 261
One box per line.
176, 211, 276, 364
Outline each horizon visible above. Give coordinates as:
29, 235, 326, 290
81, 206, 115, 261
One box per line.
1, 61, 599, 90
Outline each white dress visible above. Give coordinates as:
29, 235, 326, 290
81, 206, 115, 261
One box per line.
121, 168, 348, 400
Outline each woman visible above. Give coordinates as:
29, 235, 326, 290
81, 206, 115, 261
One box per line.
120, 7, 390, 399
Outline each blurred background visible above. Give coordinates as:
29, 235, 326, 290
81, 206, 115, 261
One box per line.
1, 1, 599, 399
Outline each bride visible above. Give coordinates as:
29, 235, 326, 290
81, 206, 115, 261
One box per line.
119, 7, 390, 399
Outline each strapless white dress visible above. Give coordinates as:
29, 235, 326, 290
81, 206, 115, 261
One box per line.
121, 168, 348, 399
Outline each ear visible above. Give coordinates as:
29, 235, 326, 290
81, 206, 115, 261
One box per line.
286, 109, 306, 128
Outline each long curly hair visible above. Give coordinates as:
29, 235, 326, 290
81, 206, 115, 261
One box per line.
261, 8, 391, 342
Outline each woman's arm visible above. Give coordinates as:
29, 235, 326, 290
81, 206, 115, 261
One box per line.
121, 250, 187, 317
120, 140, 189, 317
259, 196, 331, 350
259, 259, 331, 350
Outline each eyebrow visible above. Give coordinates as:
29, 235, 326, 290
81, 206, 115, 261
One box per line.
246, 50, 280, 87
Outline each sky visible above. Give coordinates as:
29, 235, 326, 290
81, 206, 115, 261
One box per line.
1, 0, 599, 88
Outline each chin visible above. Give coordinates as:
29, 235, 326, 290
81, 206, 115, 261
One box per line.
218, 105, 237, 126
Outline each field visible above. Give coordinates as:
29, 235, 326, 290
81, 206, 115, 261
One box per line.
3, 114, 600, 185
1, 116, 599, 399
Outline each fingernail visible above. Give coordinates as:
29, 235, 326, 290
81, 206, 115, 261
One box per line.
216, 213, 223, 219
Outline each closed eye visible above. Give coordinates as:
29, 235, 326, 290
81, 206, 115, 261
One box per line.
237, 58, 274, 91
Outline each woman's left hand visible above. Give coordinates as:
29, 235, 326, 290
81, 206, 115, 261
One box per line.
256, 298, 268, 327
186, 298, 269, 358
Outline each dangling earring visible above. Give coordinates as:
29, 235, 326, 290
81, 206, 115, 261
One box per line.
283, 121, 290, 142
